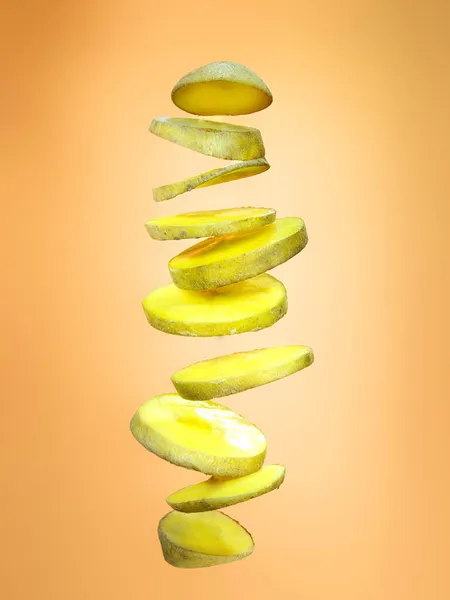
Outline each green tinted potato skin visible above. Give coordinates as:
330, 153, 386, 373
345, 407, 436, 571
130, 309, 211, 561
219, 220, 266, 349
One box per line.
149, 117, 265, 161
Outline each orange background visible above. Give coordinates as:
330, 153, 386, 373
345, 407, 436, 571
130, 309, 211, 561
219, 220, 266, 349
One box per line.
1, 1, 448, 599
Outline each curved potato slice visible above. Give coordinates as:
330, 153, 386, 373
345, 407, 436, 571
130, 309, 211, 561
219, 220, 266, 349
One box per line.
158, 510, 254, 568
130, 393, 266, 477
142, 273, 287, 337
171, 61, 272, 116
149, 117, 265, 160
153, 158, 270, 202
172, 345, 314, 401
145, 207, 276, 241
167, 465, 286, 513
169, 217, 307, 290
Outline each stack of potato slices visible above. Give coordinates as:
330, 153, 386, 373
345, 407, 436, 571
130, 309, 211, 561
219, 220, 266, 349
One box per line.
131, 61, 314, 568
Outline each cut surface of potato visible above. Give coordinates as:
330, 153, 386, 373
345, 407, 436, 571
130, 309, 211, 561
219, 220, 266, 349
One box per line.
158, 510, 254, 568
149, 117, 265, 160
153, 158, 269, 202
171, 61, 272, 116
169, 217, 307, 290
167, 464, 286, 513
130, 394, 266, 477
145, 207, 276, 241
142, 273, 287, 337
172, 345, 314, 400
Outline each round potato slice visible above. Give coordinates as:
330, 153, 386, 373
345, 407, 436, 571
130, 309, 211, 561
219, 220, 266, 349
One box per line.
149, 117, 265, 160
167, 465, 286, 513
169, 217, 307, 290
145, 207, 276, 241
171, 61, 273, 116
158, 510, 254, 568
153, 158, 270, 202
130, 394, 266, 477
142, 273, 287, 337
172, 345, 314, 401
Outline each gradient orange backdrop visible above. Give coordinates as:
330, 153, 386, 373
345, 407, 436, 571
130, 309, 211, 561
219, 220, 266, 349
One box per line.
1, 1, 448, 599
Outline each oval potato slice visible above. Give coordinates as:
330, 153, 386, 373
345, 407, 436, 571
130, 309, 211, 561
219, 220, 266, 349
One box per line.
149, 117, 265, 160
158, 510, 254, 568
167, 465, 286, 513
145, 207, 276, 241
153, 158, 270, 202
130, 393, 266, 477
172, 345, 314, 400
142, 273, 287, 337
169, 217, 307, 290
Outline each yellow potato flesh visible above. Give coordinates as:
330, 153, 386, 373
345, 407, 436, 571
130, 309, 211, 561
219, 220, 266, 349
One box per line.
145, 207, 276, 241
172, 345, 314, 400
173, 81, 270, 116
130, 394, 266, 477
169, 217, 307, 290
142, 273, 287, 337
167, 465, 286, 512
149, 117, 265, 160
153, 158, 269, 202
158, 510, 254, 568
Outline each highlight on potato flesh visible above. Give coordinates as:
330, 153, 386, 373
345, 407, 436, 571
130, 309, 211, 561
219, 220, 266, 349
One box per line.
132, 61, 314, 568
130, 394, 267, 478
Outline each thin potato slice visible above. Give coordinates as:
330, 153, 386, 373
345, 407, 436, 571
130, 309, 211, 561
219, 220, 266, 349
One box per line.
145, 207, 276, 241
158, 510, 254, 568
153, 158, 270, 202
149, 117, 265, 160
171, 61, 273, 116
142, 273, 287, 337
169, 217, 307, 290
167, 465, 286, 513
172, 345, 314, 401
130, 394, 266, 477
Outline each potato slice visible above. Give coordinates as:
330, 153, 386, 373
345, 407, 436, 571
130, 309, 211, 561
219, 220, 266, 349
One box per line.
153, 158, 270, 202
172, 345, 314, 401
130, 394, 266, 477
171, 61, 273, 116
142, 273, 287, 337
169, 217, 307, 290
167, 465, 286, 513
158, 510, 254, 568
149, 117, 265, 160
145, 207, 276, 241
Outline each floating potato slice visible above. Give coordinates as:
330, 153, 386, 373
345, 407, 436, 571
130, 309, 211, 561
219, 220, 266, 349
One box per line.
149, 117, 265, 160
167, 465, 286, 513
153, 158, 270, 202
158, 510, 254, 568
142, 273, 287, 337
130, 393, 266, 477
145, 207, 276, 241
169, 217, 307, 290
171, 61, 273, 116
172, 345, 314, 401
